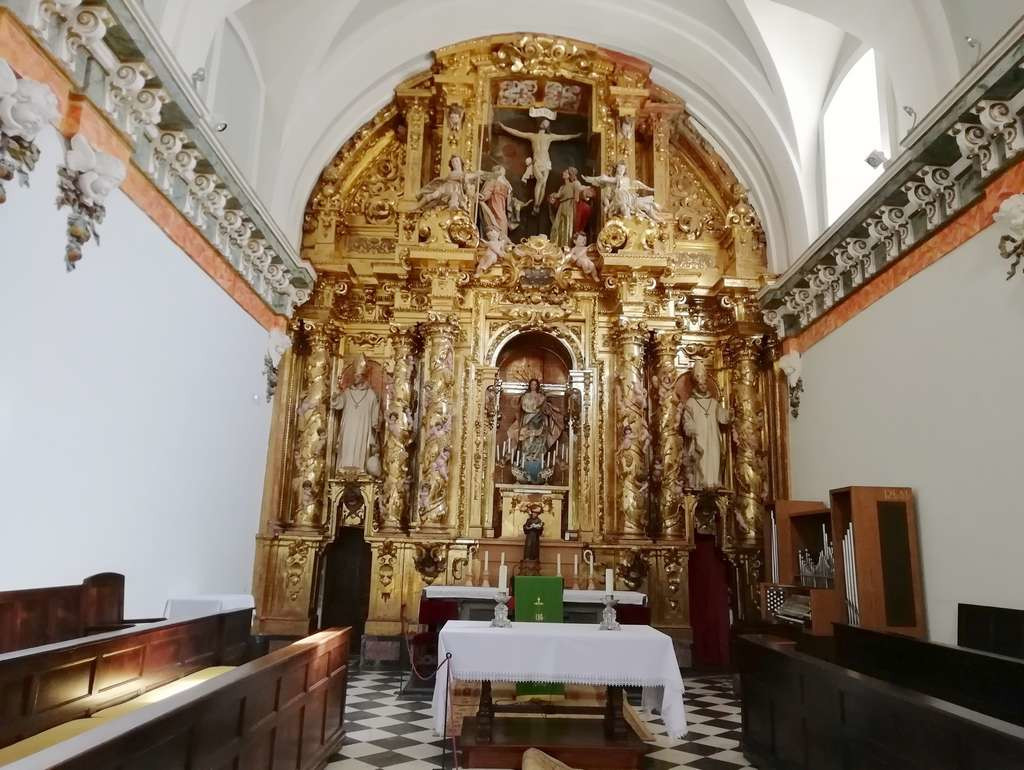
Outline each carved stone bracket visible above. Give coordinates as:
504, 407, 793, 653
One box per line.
412, 542, 449, 585
994, 192, 1024, 279
0, 58, 60, 206
759, 32, 1024, 338
56, 133, 126, 271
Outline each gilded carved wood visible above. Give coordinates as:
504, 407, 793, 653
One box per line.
253, 33, 783, 644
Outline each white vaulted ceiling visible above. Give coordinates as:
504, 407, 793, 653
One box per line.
142, 0, 1019, 272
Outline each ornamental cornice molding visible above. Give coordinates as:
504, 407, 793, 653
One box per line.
759, 18, 1024, 339
5, 0, 315, 317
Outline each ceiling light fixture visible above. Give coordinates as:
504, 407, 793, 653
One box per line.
902, 105, 918, 130
964, 36, 982, 65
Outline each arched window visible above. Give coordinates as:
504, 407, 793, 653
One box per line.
822, 50, 885, 224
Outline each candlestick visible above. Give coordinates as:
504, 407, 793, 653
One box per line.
605, 568, 614, 595
599, 594, 621, 631
491, 590, 511, 628
556, 553, 561, 576
498, 564, 508, 592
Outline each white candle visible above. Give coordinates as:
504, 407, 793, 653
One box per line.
605, 568, 614, 594
573, 553, 579, 575
556, 553, 562, 576
500, 551, 505, 568
498, 564, 508, 592
484, 550, 489, 576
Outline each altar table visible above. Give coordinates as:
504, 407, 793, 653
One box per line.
423, 585, 648, 605
432, 620, 686, 739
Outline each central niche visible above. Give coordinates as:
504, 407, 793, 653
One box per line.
491, 331, 575, 538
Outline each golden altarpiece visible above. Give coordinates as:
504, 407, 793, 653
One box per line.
252, 35, 790, 652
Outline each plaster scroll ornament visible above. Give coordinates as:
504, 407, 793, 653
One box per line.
0, 58, 60, 205
682, 359, 730, 490
583, 162, 666, 223
332, 354, 382, 477
474, 228, 509, 277
993, 192, 1024, 279
498, 117, 581, 212
774, 350, 804, 419
264, 327, 293, 403
564, 231, 600, 282
57, 133, 126, 270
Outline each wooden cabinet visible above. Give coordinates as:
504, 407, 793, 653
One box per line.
760, 499, 843, 636
831, 486, 926, 639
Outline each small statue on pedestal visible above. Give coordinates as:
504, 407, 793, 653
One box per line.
518, 502, 544, 576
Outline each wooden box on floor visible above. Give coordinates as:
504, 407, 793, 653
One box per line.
831, 486, 926, 638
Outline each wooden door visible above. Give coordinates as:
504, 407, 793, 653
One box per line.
320, 529, 372, 652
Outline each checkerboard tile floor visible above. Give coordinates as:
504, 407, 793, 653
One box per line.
327, 669, 754, 770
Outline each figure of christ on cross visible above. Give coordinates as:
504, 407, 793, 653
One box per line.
497, 118, 582, 212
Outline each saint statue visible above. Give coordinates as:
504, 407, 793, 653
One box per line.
478, 165, 518, 239
498, 118, 582, 211
583, 162, 665, 222
414, 154, 475, 212
522, 503, 545, 564
549, 167, 582, 247
507, 379, 563, 484
682, 360, 730, 489
332, 357, 382, 477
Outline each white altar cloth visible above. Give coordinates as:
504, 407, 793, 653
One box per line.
432, 620, 686, 738
423, 586, 647, 605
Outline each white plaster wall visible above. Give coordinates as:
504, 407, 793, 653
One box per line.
788, 223, 1024, 644
0, 128, 272, 617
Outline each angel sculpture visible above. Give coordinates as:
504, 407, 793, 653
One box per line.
414, 154, 477, 212
474, 228, 508, 277
564, 232, 600, 282
582, 161, 666, 222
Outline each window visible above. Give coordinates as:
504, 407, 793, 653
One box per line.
822, 50, 884, 224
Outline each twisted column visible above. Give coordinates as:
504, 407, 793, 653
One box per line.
292, 319, 338, 527
415, 317, 458, 530
725, 335, 769, 543
653, 331, 686, 538
611, 321, 651, 537
379, 327, 418, 531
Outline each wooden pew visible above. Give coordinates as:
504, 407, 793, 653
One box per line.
0, 609, 252, 747
0, 574, 132, 654
12, 627, 351, 770
833, 622, 1024, 728
736, 633, 1024, 769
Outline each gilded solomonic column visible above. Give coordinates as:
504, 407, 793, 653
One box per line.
724, 335, 770, 544
653, 331, 686, 538
415, 315, 459, 531
379, 326, 418, 531
611, 321, 651, 538
291, 318, 338, 528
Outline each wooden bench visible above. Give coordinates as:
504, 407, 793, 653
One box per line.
0, 608, 253, 751
0, 609, 351, 768
737, 633, 1024, 769
0, 573, 137, 654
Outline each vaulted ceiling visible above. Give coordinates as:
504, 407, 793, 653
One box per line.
142, 0, 1017, 271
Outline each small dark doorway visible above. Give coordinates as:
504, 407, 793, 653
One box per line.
688, 533, 732, 669
320, 529, 372, 653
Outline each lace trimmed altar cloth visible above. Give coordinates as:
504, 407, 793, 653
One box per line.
431, 620, 686, 738
423, 585, 648, 605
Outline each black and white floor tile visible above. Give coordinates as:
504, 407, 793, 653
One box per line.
326, 669, 754, 770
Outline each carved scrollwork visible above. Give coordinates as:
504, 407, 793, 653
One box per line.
493, 35, 592, 77
616, 548, 650, 591
412, 542, 448, 584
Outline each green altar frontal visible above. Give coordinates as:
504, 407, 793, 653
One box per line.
513, 576, 565, 697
